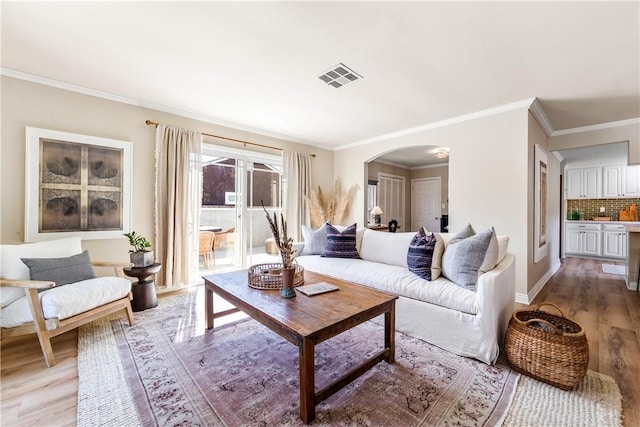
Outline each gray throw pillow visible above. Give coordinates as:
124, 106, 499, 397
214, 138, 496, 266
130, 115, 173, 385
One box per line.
449, 223, 475, 245
21, 250, 96, 289
441, 228, 492, 291
300, 223, 328, 255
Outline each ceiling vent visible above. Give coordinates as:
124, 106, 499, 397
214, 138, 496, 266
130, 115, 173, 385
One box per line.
318, 63, 363, 88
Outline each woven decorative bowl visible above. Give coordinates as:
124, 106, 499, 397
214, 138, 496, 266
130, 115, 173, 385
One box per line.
248, 263, 305, 290
505, 302, 588, 390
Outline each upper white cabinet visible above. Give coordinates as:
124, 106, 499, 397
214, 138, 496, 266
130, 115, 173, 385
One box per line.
566, 167, 601, 199
567, 164, 640, 199
602, 164, 640, 198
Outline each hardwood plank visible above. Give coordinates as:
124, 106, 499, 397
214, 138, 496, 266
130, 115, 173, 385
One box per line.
599, 324, 640, 427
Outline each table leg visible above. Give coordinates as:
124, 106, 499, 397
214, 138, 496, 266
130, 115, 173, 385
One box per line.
299, 337, 315, 423
205, 284, 214, 329
385, 302, 396, 364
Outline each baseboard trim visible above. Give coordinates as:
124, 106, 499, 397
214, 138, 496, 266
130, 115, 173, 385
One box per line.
515, 259, 562, 305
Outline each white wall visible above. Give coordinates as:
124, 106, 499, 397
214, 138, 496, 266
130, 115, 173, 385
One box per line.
335, 107, 532, 294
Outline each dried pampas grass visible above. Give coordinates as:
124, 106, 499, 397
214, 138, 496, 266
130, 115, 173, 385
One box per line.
305, 181, 359, 228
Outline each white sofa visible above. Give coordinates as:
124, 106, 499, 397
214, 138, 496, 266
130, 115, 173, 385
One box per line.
295, 227, 515, 364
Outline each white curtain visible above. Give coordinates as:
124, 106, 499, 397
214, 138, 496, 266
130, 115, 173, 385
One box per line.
283, 150, 311, 242
155, 124, 202, 290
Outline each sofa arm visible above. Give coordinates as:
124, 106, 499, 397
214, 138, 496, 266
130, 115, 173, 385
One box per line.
0, 278, 55, 290
475, 253, 516, 343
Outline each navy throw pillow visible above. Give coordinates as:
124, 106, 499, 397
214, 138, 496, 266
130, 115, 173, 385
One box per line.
407, 228, 436, 280
322, 223, 360, 258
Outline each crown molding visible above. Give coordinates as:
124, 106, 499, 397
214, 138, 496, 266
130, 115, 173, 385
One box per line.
551, 117, 640, 137
529, 98, 554, 137
0, 67, 327, 150
336, 98, 536, 151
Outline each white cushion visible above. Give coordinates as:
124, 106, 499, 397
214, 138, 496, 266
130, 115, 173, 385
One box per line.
496, 235, 510, 265
479, 228, 499, 273
297, 255, 478, 314
359, 229, 415, 267
0, 237, 83, 307
0, 276, 131, 328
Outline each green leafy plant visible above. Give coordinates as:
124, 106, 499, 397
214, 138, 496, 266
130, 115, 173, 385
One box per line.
123, 231, 152, 253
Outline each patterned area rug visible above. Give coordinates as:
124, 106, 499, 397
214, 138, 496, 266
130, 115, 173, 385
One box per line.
77, 290, 622, 426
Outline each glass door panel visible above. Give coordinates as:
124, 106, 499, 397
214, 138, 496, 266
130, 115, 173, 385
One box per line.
200, 144, 282, 272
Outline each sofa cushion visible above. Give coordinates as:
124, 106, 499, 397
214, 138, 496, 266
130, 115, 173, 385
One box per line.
442, 227, 493, 291
322, 223, 360, 258
360, 229, 415, 267
407, 228, 436, 280
0, 237, 83, 308
497, 235, 510, 265
0, 276, 131, 328
429, 233, 446, 280
300, 223, 327, 255
479, 228, 499, 273
21, 250, 96, 288
296, 255, 478, 314
449, 223, 475, 244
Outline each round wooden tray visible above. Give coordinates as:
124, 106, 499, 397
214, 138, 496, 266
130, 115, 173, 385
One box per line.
247, 263, 305, 290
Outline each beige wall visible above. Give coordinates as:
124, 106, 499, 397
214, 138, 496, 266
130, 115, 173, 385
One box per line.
550, 122, 640, 165
528, 113, 561, 297
335, 107, 531, 294
0, 76, 333, 264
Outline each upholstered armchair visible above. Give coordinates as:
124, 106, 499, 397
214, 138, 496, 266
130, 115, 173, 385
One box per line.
0, 237, 134, 367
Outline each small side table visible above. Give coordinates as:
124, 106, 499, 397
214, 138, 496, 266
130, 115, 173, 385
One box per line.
123, 263, 161, 312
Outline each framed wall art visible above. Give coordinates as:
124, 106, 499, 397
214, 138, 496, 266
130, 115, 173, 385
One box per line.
25, 127, 132, 241
534, 144, 548, 262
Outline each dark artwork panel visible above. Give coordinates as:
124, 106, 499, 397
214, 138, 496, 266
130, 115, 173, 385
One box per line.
88, 146, 122, 187
41, 139, 82, 185
88, 191, 122, 230
40, 189, 81, 232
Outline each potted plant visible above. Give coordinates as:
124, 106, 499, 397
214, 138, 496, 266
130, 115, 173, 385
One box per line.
123, 231, 154, 267
262, 202, 297, 298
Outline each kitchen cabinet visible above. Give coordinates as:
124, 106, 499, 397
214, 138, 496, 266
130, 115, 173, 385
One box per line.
565, 223, 601, 256
602, 224, 627, 258
602, 164, 640, 198
566, 167, 601, 199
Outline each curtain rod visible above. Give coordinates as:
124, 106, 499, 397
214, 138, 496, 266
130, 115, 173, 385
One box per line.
145, 120, 315, 157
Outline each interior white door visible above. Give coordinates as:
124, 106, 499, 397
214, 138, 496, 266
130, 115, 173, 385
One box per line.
411, 178, 441, 232
378, 172, 405, 227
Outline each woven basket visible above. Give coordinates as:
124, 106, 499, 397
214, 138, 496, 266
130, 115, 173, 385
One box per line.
505, 302, 589, 390
247, 263, 305, 290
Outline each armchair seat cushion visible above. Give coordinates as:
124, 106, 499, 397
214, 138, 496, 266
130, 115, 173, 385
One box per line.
1, 277, 131, 328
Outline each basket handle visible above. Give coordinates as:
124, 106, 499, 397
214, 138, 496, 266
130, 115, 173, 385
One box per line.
524, 318, 563, 335
533, 302, 565, 318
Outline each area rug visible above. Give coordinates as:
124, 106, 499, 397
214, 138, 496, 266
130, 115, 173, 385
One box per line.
602, 264, 626, 276
77, 291, 622, 427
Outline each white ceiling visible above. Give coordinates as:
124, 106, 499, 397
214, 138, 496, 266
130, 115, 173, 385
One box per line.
2, 2, 639, 160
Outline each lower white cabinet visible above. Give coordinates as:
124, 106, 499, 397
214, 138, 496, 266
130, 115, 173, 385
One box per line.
565, 222, 629, 259
565, 223, 601, 256
602, 224, 627, 258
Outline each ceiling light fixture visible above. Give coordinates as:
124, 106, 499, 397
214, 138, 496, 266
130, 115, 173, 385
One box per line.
318, 63, 363, 88
434, 147, 449, 159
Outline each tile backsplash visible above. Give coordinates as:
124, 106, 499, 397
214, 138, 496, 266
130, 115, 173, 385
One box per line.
567, 198, 640, 221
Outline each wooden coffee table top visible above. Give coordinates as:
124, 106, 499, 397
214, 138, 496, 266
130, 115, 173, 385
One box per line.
203, 269, 397, 342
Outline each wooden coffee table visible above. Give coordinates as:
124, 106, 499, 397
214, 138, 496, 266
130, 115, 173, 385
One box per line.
203, 270, 397, 423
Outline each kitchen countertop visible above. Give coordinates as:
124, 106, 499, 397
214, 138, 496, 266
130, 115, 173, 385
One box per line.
565, 220, 640, 225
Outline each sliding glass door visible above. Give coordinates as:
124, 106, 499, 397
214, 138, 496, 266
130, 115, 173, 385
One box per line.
201, 144, 282, 271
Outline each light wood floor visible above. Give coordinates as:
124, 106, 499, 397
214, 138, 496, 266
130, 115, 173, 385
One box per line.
2, 258, 639, 426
